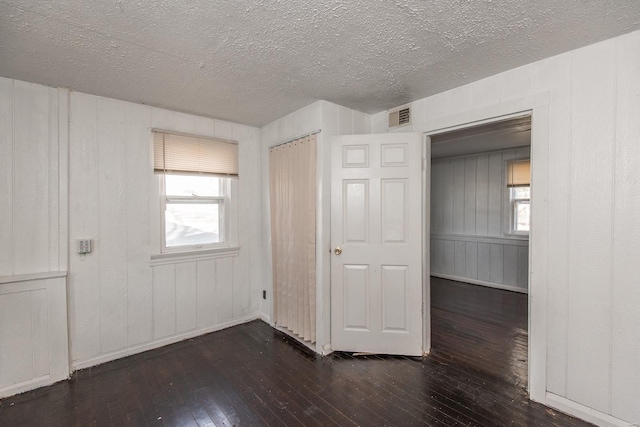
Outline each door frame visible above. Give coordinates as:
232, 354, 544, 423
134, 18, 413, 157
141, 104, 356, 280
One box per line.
414, 93, 550, 404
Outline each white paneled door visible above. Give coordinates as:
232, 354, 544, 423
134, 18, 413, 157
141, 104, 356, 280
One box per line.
331, 133, 423, 356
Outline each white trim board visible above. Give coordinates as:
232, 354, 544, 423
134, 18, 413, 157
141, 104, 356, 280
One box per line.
418, 93, 548, 405
545, 393, 631, 427
431, 273, 527, 294
0, 271, 67, 285
431, 234, 528, 246
72, 314, 261, 370
0, 375, 55, 400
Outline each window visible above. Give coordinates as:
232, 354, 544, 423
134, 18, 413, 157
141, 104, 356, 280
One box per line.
153, 130, 238, 253
507, 159, 530, 235
163, 175, 227, 249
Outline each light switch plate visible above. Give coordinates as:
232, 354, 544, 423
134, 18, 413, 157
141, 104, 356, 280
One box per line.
78, 239, 92, 254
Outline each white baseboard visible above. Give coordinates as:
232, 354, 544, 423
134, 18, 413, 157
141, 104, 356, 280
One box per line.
72, 314, 261, 371
321, 343, 333, 356
0, 375, 53, 399
431, 273, 527, 294
259, 313, 272, 325
545, 393, 631, 427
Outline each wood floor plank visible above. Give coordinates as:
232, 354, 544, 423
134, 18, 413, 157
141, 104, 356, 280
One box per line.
0, 277, 594, 427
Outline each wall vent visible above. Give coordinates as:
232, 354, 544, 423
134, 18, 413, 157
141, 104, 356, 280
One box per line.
388, 105, 411, 128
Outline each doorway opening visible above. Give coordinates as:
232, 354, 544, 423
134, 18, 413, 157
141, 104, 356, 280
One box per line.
426, 115, 532, 390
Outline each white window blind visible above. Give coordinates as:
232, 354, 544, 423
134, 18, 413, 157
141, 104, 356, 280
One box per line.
153, 130, 239, 176
507, 159, 530, 187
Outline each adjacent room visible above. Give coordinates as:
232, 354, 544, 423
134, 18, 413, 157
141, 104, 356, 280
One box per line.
1, 1, 640, 426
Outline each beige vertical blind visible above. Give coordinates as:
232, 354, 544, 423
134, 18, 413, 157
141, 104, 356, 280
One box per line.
269, 135, 317, 343
507, 159, 530, 187
153, 130, 239, 176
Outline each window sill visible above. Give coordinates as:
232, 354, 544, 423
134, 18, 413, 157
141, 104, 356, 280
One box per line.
150, 246, 240, 266
503, 232, 529, 239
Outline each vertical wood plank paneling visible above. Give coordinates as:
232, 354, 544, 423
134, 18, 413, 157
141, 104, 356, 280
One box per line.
471, 74, 501, 109
424, 92, 447, 121
46, 277, 70, 382
293, 105, 309, 136
0, 292, 33, 387
214, 118, 234, 140
487, 152, 503, 236
454, 241, 466, 277
194, 115, 215, 137
465, 242, 478, 279
499, 64, 534, 103
443, 240, 455, 275
124, 102, 153, 347
477, 243, 491, 282
233, 124, 252, 318
566, 39, 616, 413
463, 157, 476, 234
30, 289, 49, 377
215, 257, 234, 323
490, 244, 504, 284
475, 154, 489, 236
175, 262, 197, 333
517, 246, 529, 290
150, 106, 174, 130
371, 109, 384, 133
196, 259, 216, 328
58, 90, 69, 272
69, 93, 101, 361
535, 52, 572, 396
503, 245, 518, 286
248, 127, 263, 315
431, 239, 444, 273
445, 84, 472, 115
0, 78, 13, 276
152, 264, 176, 339
610, 30, 640, 423
442, 161, 454, 234
452, 159, 465, 234
338, 105, 353, 135
96, 97, 128, 354
13, 81, 49, 274
432, 148, 528, 291
48, 88, 59, 272
233, 256, 251, 318
352, 111, 368, 134
410, 99, 426, 126
172, 111, 196, 134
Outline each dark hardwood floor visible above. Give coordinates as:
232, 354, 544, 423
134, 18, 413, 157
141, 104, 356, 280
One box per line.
0, 278, 593, 426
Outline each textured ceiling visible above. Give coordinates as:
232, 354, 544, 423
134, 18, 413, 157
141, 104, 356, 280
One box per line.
1, 1, 639, 126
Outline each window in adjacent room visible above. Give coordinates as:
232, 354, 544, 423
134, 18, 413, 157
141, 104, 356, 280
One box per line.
507, 159, 530, 235
153, 130, 238, 252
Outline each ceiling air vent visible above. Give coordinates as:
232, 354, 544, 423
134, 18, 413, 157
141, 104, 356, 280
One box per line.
388, 105, 411, 128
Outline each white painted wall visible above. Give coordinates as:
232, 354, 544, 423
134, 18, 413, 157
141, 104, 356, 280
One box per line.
68, 92, 262, 368
260, 100, 369, 353
431, 148, 530, 292
0, 79, 67, 276
0, 78, 70, 396
372, 29, 640, 426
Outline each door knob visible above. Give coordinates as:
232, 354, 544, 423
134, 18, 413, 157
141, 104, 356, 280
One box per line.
334, 247, 342, 255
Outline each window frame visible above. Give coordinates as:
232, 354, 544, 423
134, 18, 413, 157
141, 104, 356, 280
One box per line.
149, 129, 240, 263
505, 158, 531, 237
509, 186, 530, 236
159, 174, 232, 254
